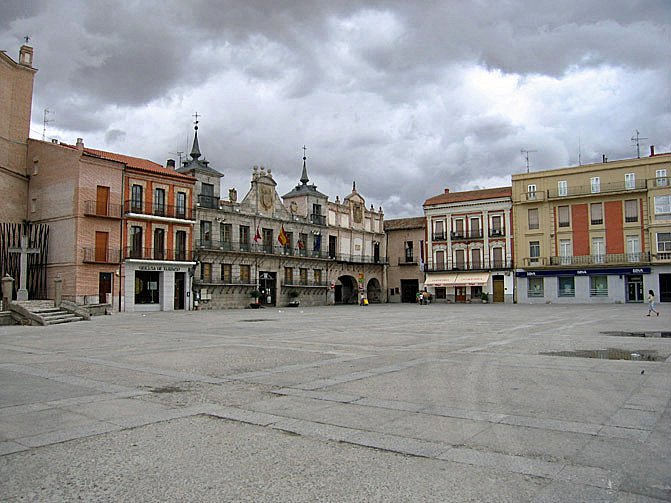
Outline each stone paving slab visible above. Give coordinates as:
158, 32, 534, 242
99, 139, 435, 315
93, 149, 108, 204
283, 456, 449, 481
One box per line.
0, 303, 669, 501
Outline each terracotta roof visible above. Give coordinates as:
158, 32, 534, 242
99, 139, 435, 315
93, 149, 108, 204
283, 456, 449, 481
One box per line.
384, 217, 425, 231
424, 186, 512, 206
83, 147, 196, 182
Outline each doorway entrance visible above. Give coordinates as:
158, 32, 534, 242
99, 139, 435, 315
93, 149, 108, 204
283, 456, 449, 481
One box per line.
492, 276, 505, 302
336, 275, 357, 304
626, 275, 644, 303
660, 274, 671, 303
99, 272, 112, 304
259, 271, 276, 306
400, 279, 419, 303
174, 272, 185, 310
455, 286, 467, 302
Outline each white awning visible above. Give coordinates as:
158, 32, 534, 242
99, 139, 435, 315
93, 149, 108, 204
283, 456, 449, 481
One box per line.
453, 272, 490, 286
425, 272, 490, 287
424, 273, 460, 287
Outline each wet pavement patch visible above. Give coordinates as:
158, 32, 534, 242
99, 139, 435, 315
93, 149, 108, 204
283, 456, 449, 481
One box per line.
240, 319, 274, 323
601, 331, 671, 338
149, 386, 184, 393
540, 349, 666, 361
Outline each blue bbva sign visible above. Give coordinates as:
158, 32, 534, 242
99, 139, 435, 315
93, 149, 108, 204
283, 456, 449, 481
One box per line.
517, 267, 650, 278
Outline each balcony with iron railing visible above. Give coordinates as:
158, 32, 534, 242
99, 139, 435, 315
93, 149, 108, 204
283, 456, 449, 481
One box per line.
124, 200, 194, 220
83, 201, 123, 219
432, 232, 446, 241
197, 194, 219, 209
652, 176, 669, 188
451, 230, 484, 241
547, 178, 647, 199
424, 258, 512, 272
310, 213, 326, 225
195, 239, 388, 264
398, 256, 418, 265
281, 280, 329, 288
82, 247, 121, 264
124, 247, 194, 261
548, 252, 650, 266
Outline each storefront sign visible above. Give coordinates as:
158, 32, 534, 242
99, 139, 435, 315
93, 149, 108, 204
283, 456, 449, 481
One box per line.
517, 267, 650, 278
138, 265, 183, 272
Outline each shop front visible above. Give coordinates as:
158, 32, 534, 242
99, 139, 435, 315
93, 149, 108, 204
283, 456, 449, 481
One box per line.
516, 267, 651, 304
124, 261, 195, 312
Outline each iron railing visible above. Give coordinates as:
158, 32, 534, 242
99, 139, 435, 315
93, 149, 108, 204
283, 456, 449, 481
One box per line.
82, 247, 121, 263
124, 247, 194, 261
547, 178, 647, 198
310, 214, 326, 225
424, 259, 512, 272
451, 230, 484, 240
548, 252, 650, 266
124, 200, 193, 220
83, 201, 122, 218
398, 257, 418, 265
281, 280, 329, 288
197, 194, 219, 209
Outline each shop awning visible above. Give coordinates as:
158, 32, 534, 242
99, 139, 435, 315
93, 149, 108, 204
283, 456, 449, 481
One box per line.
424, 273, 460, 287
453, 272, 490, 286
425, 272, 490, 287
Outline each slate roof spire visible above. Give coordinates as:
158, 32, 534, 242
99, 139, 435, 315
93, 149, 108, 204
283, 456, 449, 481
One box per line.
190, 112, 201, 160
300, 145, 309, 185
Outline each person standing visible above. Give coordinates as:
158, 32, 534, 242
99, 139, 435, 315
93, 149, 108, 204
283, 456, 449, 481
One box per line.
647, 290, 660, 317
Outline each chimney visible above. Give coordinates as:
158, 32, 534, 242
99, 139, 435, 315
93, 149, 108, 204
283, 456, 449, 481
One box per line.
76, 138, 84, 150
444, 187, 450, 194
229, 188, 237, 202
19, 45, 34, 67
166, 159, 175, 169
650, 145, 655, 157
602, 154, 607, 163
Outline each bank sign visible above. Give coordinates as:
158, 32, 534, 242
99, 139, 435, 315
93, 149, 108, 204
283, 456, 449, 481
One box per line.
138, 265, 184, 272
516, 267, 650, 278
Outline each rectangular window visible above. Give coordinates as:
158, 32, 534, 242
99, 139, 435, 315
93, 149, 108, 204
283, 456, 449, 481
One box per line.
529, 241, 540, 263
284, 267, 293, 285
560, 239, 572, 265
590, 203, 603, 225
299, 233, 308, 256
284, 232, 293, 255
404, 241, 414, 262
627, 235, 641, 262
299, 268, 308, 285
527, 184, 537, 200
558, 276, 575, 297
200, 221, 212, 247
657, 233, 671, 258
311, 204, 324, 225
435, 250, 445, 270
130, 226, 143, 258
528, 277, 544, 297
239, 264, 250, 283
175, 231, 187, 261
453, 219, 464, 238
262, 228, 273, 253
95, 231, 109, 262
654, 195, 671, 219
558, 180, 567, 197
312, 232, 321, 256
455, 249, 465, 269
625, 199, 638, 222
528, 208, 539, 230
96, 185, 110, 216
220, 223, 232, 250
558, 206, 570, 227
590, 275, 608, 297
656, 169, 668, 187
153, 228, 165, 260
153, 188, 166, 216
625, 173, 635, 190
490, 215, 503, 236
435, 287, 446, 300
221, 264, 232, 283
200, 263, 212, 282
471, 248, 481, 269
592, 237, 605, 264
433, 220, 445, 240
239, 226, 250, 251
470, 217, 481, 238
176, 192, 187, 218
131, 184, 143, 212
313, 269, 322, 285
492, 247, 503, 268
199, 183, 215, 208
591, 177, 600, 193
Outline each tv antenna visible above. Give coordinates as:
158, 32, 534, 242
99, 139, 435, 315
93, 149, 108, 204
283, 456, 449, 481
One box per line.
521, 148, 537, 173
170, 151, 184, 166
631, 130, 647, 159
42, 108, 54, 140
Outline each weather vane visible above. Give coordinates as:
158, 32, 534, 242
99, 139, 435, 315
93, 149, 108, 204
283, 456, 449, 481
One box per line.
24, 35, 31, 44
193, 112, 200, 130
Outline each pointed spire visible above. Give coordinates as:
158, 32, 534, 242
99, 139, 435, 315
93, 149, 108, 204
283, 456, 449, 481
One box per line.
300, 145, 309, 185
352, 180, 356, 192
190, 112, 201, 160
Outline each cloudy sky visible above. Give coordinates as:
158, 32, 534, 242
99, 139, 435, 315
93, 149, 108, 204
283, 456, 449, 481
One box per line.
2, 1, 670, 217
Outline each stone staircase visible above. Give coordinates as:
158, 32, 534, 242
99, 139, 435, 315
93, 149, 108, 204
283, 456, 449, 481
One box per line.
11, 300, 87, 326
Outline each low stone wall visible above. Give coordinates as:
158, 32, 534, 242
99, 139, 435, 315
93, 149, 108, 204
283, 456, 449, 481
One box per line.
0, 312, 17, 325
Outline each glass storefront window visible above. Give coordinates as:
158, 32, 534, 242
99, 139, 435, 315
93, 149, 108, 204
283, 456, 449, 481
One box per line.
135, 271, 160, 304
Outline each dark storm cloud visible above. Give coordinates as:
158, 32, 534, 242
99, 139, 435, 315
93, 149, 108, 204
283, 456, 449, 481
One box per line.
1, 0, 669, 217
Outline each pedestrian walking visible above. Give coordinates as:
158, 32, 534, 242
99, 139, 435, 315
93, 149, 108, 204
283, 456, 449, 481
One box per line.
647, 290, 659, 317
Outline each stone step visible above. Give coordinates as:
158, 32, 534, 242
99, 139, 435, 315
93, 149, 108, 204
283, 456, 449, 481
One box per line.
45, 316, 82, 325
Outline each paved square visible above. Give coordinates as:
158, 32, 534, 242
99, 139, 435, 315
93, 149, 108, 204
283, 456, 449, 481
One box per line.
1, 304, 669, 502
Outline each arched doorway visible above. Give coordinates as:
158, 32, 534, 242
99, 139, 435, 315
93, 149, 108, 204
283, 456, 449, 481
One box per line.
336, 275, 357, 304
366, 278, 382, 303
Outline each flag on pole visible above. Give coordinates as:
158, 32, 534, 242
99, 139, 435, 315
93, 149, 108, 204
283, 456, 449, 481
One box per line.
297, 238, 304, 250
253, 225, 261, 243
278, 225, 288, 246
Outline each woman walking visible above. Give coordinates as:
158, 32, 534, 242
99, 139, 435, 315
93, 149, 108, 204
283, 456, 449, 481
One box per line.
647, 290, 660, 317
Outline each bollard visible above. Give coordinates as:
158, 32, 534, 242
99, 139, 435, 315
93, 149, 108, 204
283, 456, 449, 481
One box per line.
2, 275, 14, 310
54, 275, 63, 308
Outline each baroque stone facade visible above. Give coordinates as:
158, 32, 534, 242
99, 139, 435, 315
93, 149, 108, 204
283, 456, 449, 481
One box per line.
178, 131, 387, 309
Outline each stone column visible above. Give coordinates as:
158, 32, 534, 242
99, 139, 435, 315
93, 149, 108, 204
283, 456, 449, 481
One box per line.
54, 275, 63, 308
2, 275, 14, 310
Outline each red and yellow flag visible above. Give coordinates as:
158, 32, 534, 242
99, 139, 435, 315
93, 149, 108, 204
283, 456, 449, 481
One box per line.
278, 225, 288, 246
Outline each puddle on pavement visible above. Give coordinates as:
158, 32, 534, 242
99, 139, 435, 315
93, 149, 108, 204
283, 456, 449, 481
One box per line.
601, 331, 671, 338
540, 349, 666, 361
149, 386, 184, 393
240, 319, 273, 323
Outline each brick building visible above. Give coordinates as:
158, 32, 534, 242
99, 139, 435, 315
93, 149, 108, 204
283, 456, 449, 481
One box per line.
512, 151, 671, 303
423, 187, 514, 303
